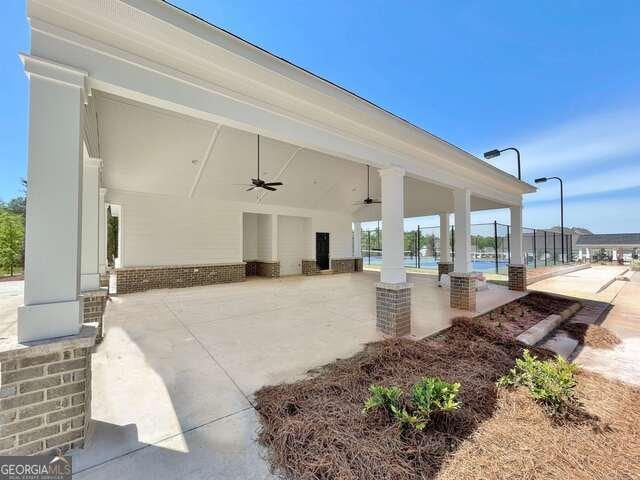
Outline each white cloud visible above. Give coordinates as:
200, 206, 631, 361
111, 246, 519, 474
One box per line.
483, 107, 640, 178
526, 162, 640, 203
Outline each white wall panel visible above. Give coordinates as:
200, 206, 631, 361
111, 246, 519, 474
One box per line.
278, 216, 306, 275
106, 190, 353, 268
242, 212, 258, 260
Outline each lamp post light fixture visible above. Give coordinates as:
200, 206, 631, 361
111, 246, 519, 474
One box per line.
535, 176, 565, 263
484, 147, 522, 180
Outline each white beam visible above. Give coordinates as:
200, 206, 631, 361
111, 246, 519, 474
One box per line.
18, 54, 86, 342
380, 167, 406, 283
188, 124, 221, 198
453, 189, 471, 273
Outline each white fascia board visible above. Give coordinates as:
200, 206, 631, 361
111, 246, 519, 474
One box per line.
28, 4, 531, 205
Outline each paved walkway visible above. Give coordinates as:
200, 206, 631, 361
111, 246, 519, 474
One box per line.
571, 271, 640, 385
67, 271, 521, 478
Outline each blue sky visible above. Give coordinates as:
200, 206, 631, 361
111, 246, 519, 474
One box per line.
1, 0, 639, 232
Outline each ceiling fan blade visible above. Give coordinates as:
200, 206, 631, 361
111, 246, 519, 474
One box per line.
262, 185, 277, 191
246, 186, 256, 191
371, 200, 382, 204
263, 182, 283, 187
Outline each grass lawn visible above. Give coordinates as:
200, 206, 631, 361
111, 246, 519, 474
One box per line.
255, 294, 639, 480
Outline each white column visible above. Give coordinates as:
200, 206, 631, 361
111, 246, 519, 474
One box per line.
379, 167, 406, 284
270, 214, 279, 261
99, 188, 107, 274
510, 205, 524, 265
439, 213, 450, 262
353, 222, 362, 257
453, 189, 471, 273
18, 55, 87, 342
81, 157, 101, 291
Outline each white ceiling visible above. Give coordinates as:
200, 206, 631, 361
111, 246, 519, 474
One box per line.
95, 91, 506, 218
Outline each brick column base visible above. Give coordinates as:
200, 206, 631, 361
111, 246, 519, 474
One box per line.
0, 324, 97, 456
80, 288, 108, 343
376, 282, 411, 336
437, 262, 454, 281
450, 273, 477, 311
508, 264, 527, 291
256, 261, 280, 278
99, 273, 109, 289
302, 260, 319, 275
355, 257, 363, 272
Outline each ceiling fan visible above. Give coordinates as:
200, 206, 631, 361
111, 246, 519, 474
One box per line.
245, 135, 283, 192
353, 165, 381, 205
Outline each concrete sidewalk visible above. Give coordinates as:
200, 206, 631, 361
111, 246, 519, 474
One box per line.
571, 271, 640, 386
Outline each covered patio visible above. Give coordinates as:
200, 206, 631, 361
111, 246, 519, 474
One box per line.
68, 270, 523, 475
5, 0, 534, 460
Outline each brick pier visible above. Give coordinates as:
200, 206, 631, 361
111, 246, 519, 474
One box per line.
0, 325, 97, 456
508, 264, 527, 291
376, 282, 411, 336
450, 273, 476, 311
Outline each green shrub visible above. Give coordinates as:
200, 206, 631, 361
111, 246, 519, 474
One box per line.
411, 377, 461, 418
497, 349, 578, 412
363, 378, 461, 430
362, 385, 403, 415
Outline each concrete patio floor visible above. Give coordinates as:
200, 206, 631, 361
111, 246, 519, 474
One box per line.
45, 270, 519, 478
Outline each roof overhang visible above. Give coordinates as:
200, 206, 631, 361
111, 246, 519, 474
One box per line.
26, 0, 535, 208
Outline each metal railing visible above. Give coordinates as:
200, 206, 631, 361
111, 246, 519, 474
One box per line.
360, 222, 573, 275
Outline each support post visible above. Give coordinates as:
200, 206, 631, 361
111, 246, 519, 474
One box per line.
450, 190, 475, 310
453, 190, 471, 273
81, 157, 101, 292
353, 222, 362, 258
17, 55, 88, 342
376, 167, 410, 336
508, 205, 526, 291
493, 221, 499, 274
416, 225, 421, 269
438, 213, 453, 280
99, 188, 107, 275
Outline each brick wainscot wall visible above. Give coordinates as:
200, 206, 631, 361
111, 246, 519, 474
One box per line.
244, 260, 280, 278
0, 324, 98, 456
116, 263, 246, 294
330, 257, 363, 274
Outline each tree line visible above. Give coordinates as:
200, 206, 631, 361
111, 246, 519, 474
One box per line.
0, 180, 26, 277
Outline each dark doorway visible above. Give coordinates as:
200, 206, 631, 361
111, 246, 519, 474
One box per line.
316, 232, 330, 270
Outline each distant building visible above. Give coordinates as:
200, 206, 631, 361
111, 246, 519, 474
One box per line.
576, 233, 640, 262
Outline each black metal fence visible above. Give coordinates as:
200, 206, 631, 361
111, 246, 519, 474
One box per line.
360, 222, 573, 275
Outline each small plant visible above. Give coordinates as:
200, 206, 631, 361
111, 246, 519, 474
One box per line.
411, 377, 461, 419
362, 385, 403, 415
497, 349, 578, 413
363, 378, 461, 430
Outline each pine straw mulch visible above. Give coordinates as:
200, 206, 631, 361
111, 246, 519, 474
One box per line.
559, 322, 621, 349
255, 316, 640, 480
471, 291, 577, 339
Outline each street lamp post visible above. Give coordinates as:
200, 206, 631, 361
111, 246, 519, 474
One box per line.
535, 176, 565, 263
484, 147, 521, 180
